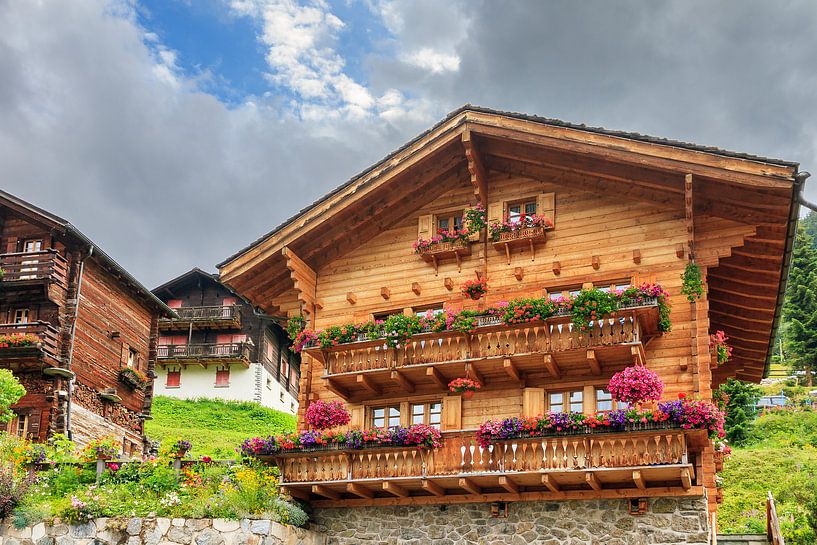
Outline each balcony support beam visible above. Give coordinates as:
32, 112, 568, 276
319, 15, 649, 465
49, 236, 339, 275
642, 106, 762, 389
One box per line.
465, 362, 483, 386
542, 474, 561, 493
422, 479, 445, 497
587, 350, 601, 375
391, 370, 415, 393
383, 481, 409, 497
325, 378, 351, 401
427, 366, 448, 390
347, 483, 374, 499
282, 246, 318, 318
680, 468, 692, 490
503, 358, 523, 383
459, 477, 481, 496
544, 354, 561, 379
585, 473, 602, 491
498, 476, 519, 495
312, 485, 340, 500
356, 374, 381, 396
633, 470, 646, 490
462, 129, 488, 206
287, 488, 313, 501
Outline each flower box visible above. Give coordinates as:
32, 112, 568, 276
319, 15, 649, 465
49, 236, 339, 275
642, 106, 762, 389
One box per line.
485, 421, 681, 444
417, 239, 471, 273
492, 226, 549, 264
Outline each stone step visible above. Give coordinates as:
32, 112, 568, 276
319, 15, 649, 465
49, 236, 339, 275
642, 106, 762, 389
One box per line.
716, 534, 769, 545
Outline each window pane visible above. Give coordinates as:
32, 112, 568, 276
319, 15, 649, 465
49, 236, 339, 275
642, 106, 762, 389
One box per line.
508, 205, 521, 222
453, 215, 463, 230
596, 389, 613, 412
373, 408, 385, 428
549, 392, 564, 413
569, 390, 583, 413
388, 406, 400, 428
437, 218, 449, 231
411, 404, 424, 425
524, 202, 537, 215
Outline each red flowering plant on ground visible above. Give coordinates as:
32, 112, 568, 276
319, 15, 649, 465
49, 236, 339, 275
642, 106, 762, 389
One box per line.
461, 278, 488, 300
448, 377, 481, 394
608, 365, 664, 405
0, 334, 40, 348
305, 400, 351, 430
488, 214, 553, 241
710, 330, 732, 366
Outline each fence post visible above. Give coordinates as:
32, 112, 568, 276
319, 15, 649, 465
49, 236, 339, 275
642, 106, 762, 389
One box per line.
172, 458, 182, 476
95, 459, 105, 482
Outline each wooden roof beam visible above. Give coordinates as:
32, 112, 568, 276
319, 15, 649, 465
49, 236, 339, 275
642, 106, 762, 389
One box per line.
544, 354, 561, 379
382, 481, 409, 498
282, 246, 317, 313
462, 130, 488, 207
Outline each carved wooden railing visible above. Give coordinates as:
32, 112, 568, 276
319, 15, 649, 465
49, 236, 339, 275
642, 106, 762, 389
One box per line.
276, 427, 687, 484
157, 342, 251, 361
316, 304, 652, 376
0, 321, 61, 361
0, 250, 68, 287
159, 305, 241, 324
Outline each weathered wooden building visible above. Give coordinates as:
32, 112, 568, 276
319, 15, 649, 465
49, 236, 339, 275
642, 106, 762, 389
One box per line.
152, 268, 299, 413
0, 189, 172, 455
218, 107, 802, 540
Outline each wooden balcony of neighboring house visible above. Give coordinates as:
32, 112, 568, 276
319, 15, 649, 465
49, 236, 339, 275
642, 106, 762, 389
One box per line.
0, 250, 68, 292
0, 321, 62, 371
156, 341, 252, 368
158, 305, 242, 331
271, 426, 708, 507
307, 300, 661, 402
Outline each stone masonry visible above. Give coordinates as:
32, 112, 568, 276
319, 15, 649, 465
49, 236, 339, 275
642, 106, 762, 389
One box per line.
313, 497, 711, 545
0, 517, 326, 545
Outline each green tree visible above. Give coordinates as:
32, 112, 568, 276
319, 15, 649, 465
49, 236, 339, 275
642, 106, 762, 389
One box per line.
0, 369, 25, 423
782, 223, 817, 386
715, 378, 762, 446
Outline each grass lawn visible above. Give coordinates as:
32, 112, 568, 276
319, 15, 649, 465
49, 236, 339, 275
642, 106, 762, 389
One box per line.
145, 396, 297, 459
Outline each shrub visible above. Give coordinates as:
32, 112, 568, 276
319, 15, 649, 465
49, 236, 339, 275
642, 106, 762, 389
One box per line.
0, 464, 33, 518
0, 370, 26, 423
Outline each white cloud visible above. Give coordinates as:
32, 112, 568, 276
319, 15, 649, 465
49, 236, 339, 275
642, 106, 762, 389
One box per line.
402, 48, 460, 74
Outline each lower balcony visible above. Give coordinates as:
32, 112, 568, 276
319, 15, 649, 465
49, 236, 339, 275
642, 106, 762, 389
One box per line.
0, 321, 61, 370
273, 427, 705, 507
157, 342, 251, 367
311, 304, 657, 401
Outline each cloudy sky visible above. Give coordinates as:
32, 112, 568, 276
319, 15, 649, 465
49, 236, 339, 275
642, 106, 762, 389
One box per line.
1, 0, 816, 289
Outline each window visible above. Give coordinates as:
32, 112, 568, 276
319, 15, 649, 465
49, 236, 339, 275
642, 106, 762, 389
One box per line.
166, 370, 181, 388
166, 299, 183, 309
371, 405, 400, 429
13, 309, 29, 324
411, 402, 442, 429
507, 200, 537, 223
596, 388, 613, 412
127, 348, 138, 369
215, 368, 230, 387
436, 212, 463, 233
280, 392, 286, 403
222, 297, 237, 307
23, 240, 43, 253
10, 414, 28, 439
279, 352, 290, 386
548, 390, 583, 413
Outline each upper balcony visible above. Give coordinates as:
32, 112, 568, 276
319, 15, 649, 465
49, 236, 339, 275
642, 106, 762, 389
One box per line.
158, 305, 241, 331
0, 321, 61, 370
157, 342, 251, 367
305, 300, 661, 401
272, 426, 706, 507
0, 250, 68, 291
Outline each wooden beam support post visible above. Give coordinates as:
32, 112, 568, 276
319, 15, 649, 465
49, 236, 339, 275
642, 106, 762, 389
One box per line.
312, 485, 340, 500
427, 366, 448, 390
444, 277, 454, 291
459, 477, 481, 496
282, 246, 318, 317
680, 468, 692, 491
585, 473, 602, 491
382, 481, 409, 497
633, 470, 646, 490
465, 362, 483, 386
391, 370, 415, 393
503, 358, 523, 382
422, 479, 445, 497
412, 282, 422, 295
552, 261, 561, 275
347, 483, 374, 499
514, 267, 524, 281
498, 476, 519, 495
381, 287, 391, 300
542, 474, 560, 493
685, 173, 695, 259
286, 487, 312, 501
346, 292, 357, 304
587, 350, 601, 375
324, 378, 351, 401
356, 374, 381, 396
462, 130, 488, 206
544, 354, 561, 379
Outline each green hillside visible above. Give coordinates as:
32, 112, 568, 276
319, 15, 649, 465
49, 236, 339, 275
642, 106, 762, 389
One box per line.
144, 396, 297, 459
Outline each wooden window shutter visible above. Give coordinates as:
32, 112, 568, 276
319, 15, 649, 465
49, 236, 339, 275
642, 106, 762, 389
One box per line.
537, 192, 555, 225
441, 395, 462, 431
522, 388, 545, 417
120, 343, 130, 366
348, 404, 365, 430
417, 214, 433, 240
487, 202, 503, 226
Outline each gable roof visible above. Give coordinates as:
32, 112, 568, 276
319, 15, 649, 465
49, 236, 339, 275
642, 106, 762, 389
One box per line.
0, 188, 174, 317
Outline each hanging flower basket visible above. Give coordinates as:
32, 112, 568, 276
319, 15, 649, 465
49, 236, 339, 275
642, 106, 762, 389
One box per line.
608, 365, 664, 405
305, 400, 351, 430
461, 278, 488, 300
449, 377, 481, 399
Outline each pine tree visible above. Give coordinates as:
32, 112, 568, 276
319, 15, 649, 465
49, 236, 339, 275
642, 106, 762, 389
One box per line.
782, 223, 817, 386
715, 378, 762, 445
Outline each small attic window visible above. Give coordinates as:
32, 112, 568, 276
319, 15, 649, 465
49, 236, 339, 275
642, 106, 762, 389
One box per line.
436, 212, 463, 233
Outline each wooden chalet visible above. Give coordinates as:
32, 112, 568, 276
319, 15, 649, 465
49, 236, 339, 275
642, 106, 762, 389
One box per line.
151, 268, 299, 412
217, 106, 802, 513
0, 189, 173, 455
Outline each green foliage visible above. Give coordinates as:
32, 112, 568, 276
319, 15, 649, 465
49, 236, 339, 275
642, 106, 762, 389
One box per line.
381, 313, 423, 347
571, 289, 618, 331
449, 310, 480, 333
285, 315, 306, 342
715, 379, 763, 446
681, 262, 705, 302
781, 222, 817, 386
145, 397, 296, 459
0, 370, 26, 423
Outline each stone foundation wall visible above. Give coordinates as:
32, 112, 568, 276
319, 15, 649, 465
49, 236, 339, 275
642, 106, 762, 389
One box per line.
313, 497, 711, 545
0, 517, 326, 545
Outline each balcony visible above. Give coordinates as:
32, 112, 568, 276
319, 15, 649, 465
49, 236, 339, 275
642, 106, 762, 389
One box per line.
158, 305, 241, 331
0, 321, 61, 369
157, 342, 251, 367
273, 426, 705, 506
0, 250, 68, 289
307, 302, 660, 401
